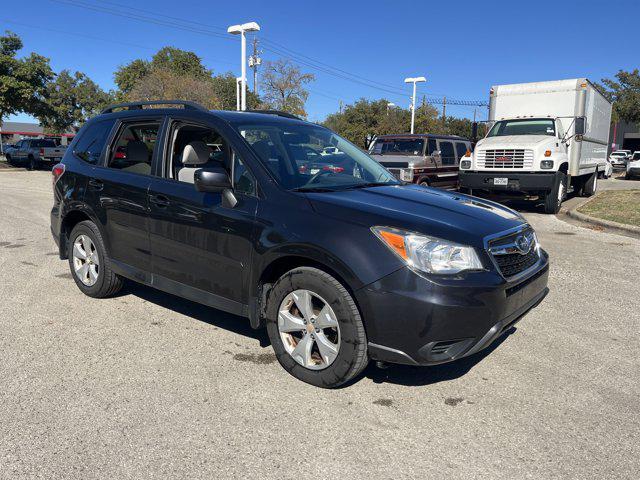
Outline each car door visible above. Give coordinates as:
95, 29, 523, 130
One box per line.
147, 118, 258, 314
434, 139, 458, 189
16, 140, 29, 161
84, 116, 165, 277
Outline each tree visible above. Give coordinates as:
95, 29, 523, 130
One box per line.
261, 59, 314, 117
38, 70, 113, 133
0, 31, 53, 121
598, 69, 640, 125
324, 97, 484, 148
114, 46, 261, 110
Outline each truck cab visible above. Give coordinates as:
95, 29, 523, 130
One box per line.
369, 134, 471, 190
459, 79, 611, 214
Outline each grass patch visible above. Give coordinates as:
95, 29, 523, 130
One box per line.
578, 190, 640, 227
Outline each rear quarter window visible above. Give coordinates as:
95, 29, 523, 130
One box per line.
73, 119, 115, 164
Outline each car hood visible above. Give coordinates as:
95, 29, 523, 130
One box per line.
305, 184, 526, 248
477, 135, 554, 149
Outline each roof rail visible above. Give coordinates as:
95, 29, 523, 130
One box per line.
101, 100, 207, 114
245, 109, 301, 120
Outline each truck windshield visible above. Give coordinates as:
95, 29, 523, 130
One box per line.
236, 123, 400, 192
370, 139, 424, 156
487, 119, 555, 137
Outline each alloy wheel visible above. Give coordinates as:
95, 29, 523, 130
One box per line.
72, 234, 100, 286
278, 289, 341, 370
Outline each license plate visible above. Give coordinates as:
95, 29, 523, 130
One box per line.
493, 177, 508, 186
310, 168, 320, 174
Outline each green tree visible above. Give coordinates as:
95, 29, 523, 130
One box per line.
261, 59, 314, 117
598, 69, 640, 124
0, 31, 53, 121
114, 59, 150, 97
38, 70, 113, 133
210, 72, 261, 110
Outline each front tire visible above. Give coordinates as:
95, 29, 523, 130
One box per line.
543, 172, 566, 214
265, 267, 368, 388
68, 220, 123, 298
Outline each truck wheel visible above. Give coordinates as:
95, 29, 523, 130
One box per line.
543, 173, 566, 214
265, 267, 369, 388
582, 171, 598, 197
68, 220, 123, 298
419, 179, 430, 187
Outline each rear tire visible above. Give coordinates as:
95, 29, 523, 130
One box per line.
543, 172, 566, 214
68, 220, 123, 298
265, 267, 368, 388
582, 171, 598, 197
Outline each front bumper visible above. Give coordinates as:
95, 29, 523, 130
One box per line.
355, 251, 549, 366
459, 171, 557, 193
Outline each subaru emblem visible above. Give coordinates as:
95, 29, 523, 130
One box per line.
515, 235, 531, 255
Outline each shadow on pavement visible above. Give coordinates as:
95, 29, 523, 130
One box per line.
363, 328, 516, 387
120, 280, 271, 347
115, 279, 517, 388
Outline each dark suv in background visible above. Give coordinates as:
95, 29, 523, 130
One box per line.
51, 101, 549, 388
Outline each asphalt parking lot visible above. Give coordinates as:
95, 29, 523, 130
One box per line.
1, 169, 638, 479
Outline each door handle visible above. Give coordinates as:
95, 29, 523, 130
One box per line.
88, 178, 103, 191
149, 194, 170, 207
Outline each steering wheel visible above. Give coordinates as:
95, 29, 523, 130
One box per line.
307, 170, 334, 184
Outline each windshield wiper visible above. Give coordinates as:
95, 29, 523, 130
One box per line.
340, 182, 396, 190
291, 186, 337, 192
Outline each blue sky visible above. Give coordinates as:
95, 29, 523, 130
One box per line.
5, 0, 639, 124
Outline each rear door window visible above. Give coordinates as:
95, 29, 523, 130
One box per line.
73, 119, 115, 164
438, 141, 456, 166
108, 122, 160, 175
427, 138, 437, 155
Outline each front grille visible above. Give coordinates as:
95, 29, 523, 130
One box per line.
494, 248, 539, 277
476, 149, 534, 169
488, 227, 540, 277
380, 161, 409, 168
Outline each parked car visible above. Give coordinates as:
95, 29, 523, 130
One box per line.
460, 79, 611, 214
609, 151, 628, 168
50, 100, 549, 388
368, 134, 471, 190
5, 138, 66, 170
626, 152, 640, 179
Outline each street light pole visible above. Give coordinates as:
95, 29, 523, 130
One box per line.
404, 76, 426, 134
228, 22, 260, 111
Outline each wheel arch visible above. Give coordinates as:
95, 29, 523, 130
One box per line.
59, 207, 107, 259
250, 252, 361, 330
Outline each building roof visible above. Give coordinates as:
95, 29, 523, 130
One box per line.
1, 122, 43, 134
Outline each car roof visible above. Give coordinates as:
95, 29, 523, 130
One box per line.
375, 133, 469, 141
93, 107, 312, 128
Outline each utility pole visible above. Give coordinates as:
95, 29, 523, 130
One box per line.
442, 96, 447, 124
248, 36, 262, 95
339, 100, 343, 113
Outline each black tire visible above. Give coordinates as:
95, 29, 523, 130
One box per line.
67, 220, 123, 298
418, 178, 430, 187
543, 172, 566, 214
582, 171, 598, 197
265, 267, 368, 388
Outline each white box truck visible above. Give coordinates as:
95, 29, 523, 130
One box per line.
459, 79, 612, 213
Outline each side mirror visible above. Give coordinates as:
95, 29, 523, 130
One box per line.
574, 117, 586, 136
194, 166, 232, 193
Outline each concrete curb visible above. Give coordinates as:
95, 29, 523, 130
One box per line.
566, 192, 640, 238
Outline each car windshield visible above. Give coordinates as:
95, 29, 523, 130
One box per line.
611, 152, 626, 157
487, 119, 556, 137
235, 123, 400, 191
632, 153, 640, 160
369, 138, 424, 156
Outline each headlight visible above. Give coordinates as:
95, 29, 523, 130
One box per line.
372, 226, 483, 275
540, 160, 554, 169
400, 168, 414, 182
460, 160, 471, 169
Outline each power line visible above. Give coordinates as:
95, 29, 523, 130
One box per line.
49, 0, 488, 107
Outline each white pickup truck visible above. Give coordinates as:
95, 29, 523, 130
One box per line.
5, 138, 66, 170
459, 79, 612, 213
